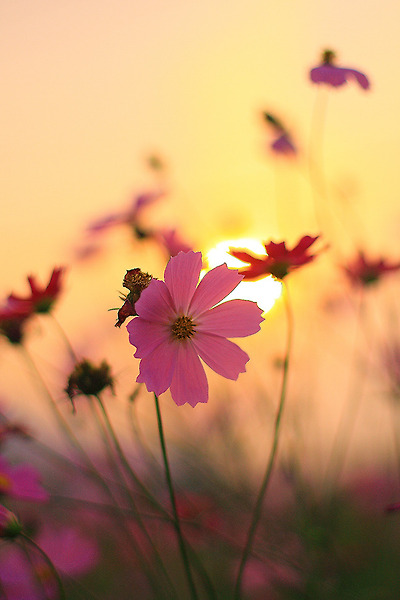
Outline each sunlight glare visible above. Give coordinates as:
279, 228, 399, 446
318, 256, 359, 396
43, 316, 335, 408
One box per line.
204, 238, 282, 313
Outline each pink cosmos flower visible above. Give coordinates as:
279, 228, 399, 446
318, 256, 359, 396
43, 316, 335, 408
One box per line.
127, 251, 264, 407
0, 456, 49, 502
310, 49, 370, 90
8, 267, 65, 314
342, 251, 400, 286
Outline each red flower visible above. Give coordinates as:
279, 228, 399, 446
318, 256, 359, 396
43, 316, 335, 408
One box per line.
343, 251, 400, 287
8, 267, 65, 314
229, 235, 320, 281
0, 301, 33, 344
310, 49, 370, 90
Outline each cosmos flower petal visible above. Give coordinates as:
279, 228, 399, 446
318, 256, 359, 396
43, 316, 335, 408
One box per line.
136, 341, 178, 396
193, 333, 249, 380
135, 279, 175, 324
346, 68, 370, 90
127, 318, 170, 358
189, 264, 243, 315
196, 299, 264, 337
164, 251, 203, 313
169, 342, 208, 406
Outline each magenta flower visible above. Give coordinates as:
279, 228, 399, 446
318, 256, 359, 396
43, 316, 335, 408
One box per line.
127, 251, 264, 407
0, 526, 98, 599
0, 456, 49, 502
310, 49, 370, 90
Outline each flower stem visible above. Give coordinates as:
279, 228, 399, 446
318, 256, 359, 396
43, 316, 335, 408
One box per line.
154, 393, 200, 600
233, 282, 293, 599
19, 532, 66, 600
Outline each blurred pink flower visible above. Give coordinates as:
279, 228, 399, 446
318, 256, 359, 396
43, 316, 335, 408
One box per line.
87, 189, 165, 237
8, 267, 65, 314
0, 525, 99, 599
229, 235, 320, 281
310, 49, 370, 90
0, 456, 48, 502
127, 251, 264, 406
156, 228, 193, 257
342, 251, 400, 286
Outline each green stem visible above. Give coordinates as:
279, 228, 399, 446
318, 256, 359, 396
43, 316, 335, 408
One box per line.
94, 395, 177, 599
48, 313, 78, 362
154, 393, 200, 600
20, 532, 66, 600
234, 283, 293, 599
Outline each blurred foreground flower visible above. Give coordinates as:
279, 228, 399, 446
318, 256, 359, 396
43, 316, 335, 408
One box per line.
0, 456, 48, 502
0, 525, 99, 599
8, 267, 65, 314
310, 49, 370, 90
262, 112, 297, 157
343, 251, 400, 286
127, 251, 264, 406
229, 235, 320, 281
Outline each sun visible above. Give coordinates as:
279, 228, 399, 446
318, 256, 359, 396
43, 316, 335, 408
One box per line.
204, 238, 282, 313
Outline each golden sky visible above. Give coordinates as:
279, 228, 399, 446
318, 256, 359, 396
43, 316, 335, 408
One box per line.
2, 0, 400, 288
1, 0, 400, 468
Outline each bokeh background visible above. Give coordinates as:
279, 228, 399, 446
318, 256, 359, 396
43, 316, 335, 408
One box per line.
1, 0, 400, 477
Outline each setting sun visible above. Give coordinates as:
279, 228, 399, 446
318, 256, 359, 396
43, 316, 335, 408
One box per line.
204, 238, 282, 313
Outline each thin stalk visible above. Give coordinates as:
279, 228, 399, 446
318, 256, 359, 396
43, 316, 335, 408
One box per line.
323, 290, 366, 493
154, 394, 200, 600
95, 394, 170, 517
20, 532, 66, 600
48, 312, 78, 362
234, 283, 293, 599
93, 395, 177, 599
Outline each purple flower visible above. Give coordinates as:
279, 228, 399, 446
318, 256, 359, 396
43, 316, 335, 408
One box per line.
310, 49, 370, 90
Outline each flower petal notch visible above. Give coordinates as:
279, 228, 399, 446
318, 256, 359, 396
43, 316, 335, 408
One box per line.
309, 49, 370, 90
127, 251, 264, 407
229, 235, 321, 281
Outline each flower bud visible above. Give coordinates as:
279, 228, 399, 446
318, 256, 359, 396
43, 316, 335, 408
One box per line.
115, 268, 153, 327
65, 360, 114, 408
0, 505, 22, 538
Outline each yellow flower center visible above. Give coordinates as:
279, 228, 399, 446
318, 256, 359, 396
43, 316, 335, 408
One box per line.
171, 316, 196, 340
0, 473, 12, 492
